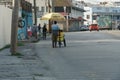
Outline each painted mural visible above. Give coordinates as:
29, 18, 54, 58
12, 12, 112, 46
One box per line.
97, 16, 111, 28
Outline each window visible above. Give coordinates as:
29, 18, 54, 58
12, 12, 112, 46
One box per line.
41, 6, 44, 12
86, 15, 90, 19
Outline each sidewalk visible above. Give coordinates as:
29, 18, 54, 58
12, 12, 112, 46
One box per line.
104, 30, 120, 37
0, 42, 53, 80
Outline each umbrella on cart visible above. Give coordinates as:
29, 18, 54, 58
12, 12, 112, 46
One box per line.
40, 12, 66, 21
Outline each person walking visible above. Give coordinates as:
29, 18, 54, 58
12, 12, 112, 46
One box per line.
38, 23, 41, 35
51, 21, 60, 48
32, 24, 38, 39
27, 25, 32, 39
42, 23, 47, 40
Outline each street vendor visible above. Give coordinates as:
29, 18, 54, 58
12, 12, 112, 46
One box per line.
51, 21, 60, 48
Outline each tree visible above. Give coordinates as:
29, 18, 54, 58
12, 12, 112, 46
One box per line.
10, 0, 19, 55
33, 0, 37, 25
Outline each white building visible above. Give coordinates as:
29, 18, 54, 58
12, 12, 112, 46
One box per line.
71, 0, 84, 18
84, 7, 92, 25
27, 0, 52, 27
28, 0, 85, 31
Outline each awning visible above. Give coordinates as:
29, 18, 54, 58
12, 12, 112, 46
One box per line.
53, 0, 72, 7
78, 17, 86, 21
70, 16, 86, 21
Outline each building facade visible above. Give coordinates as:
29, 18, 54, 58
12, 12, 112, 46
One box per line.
35, 0, 85, 31
84, 6, 120, 29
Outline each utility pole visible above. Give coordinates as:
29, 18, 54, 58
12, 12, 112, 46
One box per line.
10, 0, 19, 55
48, 0, 51, 33
34, 0, 37, 25
48, 0, 51, 13
52, 0, 54, 12
64, 6, 69, 32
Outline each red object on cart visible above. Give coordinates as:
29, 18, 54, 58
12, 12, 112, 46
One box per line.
89, 24, 99, 31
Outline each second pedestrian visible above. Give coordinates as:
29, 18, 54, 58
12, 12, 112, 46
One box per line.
42, 23, 47, 40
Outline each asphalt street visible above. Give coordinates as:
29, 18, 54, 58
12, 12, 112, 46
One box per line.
1, 30, 120, 80
36, 30, 120, 80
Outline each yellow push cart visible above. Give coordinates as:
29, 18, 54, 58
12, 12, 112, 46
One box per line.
57, 30, 66, 47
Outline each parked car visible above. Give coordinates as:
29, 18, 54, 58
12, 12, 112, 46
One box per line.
89, 24, 99, 31
80, 25, 89, 31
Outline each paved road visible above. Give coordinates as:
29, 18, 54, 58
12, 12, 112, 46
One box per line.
1, 30, 120, 80
36, 31, 120, 80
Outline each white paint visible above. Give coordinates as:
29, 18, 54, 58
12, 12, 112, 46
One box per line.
0, 5, 12, 48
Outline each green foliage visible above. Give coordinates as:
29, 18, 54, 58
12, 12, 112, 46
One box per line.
17, 42, 25, 46
31, 39, 40, 43
0, 44, 10, 51
11, 52, 23, 56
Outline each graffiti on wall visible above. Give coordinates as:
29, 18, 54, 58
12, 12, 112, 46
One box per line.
97, 16, 111, 28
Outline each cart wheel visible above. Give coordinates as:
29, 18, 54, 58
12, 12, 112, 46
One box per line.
58, 41, 61, 48
63, 39, 66, 47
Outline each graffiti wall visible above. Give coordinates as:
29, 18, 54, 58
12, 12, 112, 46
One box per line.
97, 16, 111, 28
18, 0, 33, 40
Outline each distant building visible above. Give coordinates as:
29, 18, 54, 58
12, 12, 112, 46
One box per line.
113, 1, 120, 7
32, 0, 86, 32
84, 7, 92, 25
84, 6, 120, 29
